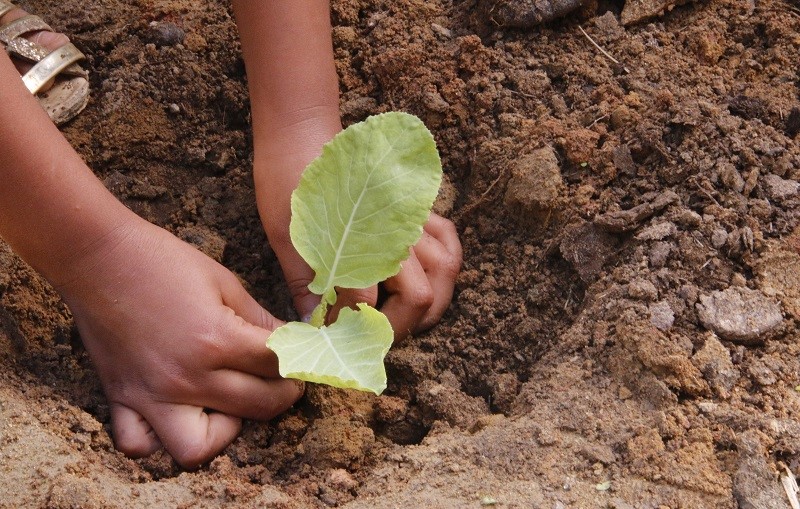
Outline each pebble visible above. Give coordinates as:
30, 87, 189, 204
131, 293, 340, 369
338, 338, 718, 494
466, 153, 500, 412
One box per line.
628, 279, 658, 301
762, 174, 799, 201
504, 146, 564, 223
145, 21, 185, 47
696, 287, 783, 344
649, 301, 675, 330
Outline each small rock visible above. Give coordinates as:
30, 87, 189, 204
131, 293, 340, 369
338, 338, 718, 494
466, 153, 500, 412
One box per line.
672, 209, 702, 228
718, 161, 745, 193
481, 0, 586, 28
594, 11, 621, 36
167, 103, 180, 114
504, 146, 564, 224
612, 144, 636, 174
628, 279, 659, 301
423, 89, 450, 113
648, 241, 672, 268
762, 174, 799, 201
430, 23, 453, 39
621, 0, 695, 25
747, 358, 777, 386
696, 287, 783, 344
649, 301, 674, 330
711, 228, 728, 249
145, 21, 185, 47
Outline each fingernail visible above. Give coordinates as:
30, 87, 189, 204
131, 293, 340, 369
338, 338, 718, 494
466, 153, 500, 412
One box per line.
301, 314, 312, 323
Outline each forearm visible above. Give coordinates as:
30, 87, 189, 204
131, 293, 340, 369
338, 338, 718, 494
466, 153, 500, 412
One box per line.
0, 53, 138, 286
231, 0, 341, 205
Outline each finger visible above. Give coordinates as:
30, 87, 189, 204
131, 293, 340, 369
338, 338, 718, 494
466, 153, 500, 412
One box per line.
328, 285, 378, 323
218, 269, 283, 331
110, 402, 162, 458
410, 233, 461, 331
381, 251, 433, 340
209, 308, 282, 379
144, 403, 241, 469
267, 231, 322, 321
423, 213, 463, 260
205, 369, 305, 421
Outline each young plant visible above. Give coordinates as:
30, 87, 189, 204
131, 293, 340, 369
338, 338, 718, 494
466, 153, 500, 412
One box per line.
267, 112, 442, 394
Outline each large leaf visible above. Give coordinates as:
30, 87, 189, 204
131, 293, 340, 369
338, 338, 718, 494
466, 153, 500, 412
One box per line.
290, 112, 442, 306
268, 304, 393, 394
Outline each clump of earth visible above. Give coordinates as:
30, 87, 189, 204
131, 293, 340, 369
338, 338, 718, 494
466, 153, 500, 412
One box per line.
2, 0, 800, 507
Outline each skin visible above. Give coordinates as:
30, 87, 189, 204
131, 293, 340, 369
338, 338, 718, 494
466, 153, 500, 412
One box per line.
0, 1, 462, 468
233, 1, 462, 337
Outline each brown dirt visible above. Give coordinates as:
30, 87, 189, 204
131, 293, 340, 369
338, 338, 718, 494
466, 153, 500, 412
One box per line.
2, 0, 800, 507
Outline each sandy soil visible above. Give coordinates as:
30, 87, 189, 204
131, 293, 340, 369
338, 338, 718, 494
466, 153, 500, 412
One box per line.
2, 0, 800, 507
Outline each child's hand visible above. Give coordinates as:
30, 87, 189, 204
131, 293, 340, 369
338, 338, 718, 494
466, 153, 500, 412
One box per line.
56, 219, 303, 469
260, 151, 462, 340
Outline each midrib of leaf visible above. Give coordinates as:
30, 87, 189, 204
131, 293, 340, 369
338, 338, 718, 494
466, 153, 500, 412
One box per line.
322, 132, 396, 297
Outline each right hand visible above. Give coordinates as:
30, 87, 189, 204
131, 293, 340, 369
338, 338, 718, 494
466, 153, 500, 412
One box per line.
56, 218, 303, 468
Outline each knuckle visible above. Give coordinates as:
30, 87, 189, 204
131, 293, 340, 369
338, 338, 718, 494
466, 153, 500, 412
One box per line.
438, 252, 463, 279
348, 289, 376, 306
286, 277, 313, 297
113, 429, 154, 458
250, 393, 287, 421
408, 286, 435, 310
173, 437, 213, 469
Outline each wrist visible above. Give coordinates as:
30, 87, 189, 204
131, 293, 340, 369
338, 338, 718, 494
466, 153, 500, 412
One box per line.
252, 114, 342, 235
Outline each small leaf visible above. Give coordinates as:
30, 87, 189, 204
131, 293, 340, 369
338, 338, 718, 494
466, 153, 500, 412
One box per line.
268, 304, 393, 394
290, 112, 442, 301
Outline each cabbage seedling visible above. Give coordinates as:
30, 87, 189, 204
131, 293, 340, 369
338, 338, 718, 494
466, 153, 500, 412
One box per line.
267, 112, 442, 394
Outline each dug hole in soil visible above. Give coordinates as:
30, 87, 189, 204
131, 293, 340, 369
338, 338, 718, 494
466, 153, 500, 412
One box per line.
2, 0, 800, 507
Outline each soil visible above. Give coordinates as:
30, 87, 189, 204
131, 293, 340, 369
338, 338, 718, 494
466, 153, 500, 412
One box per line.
2, 0, 800, 507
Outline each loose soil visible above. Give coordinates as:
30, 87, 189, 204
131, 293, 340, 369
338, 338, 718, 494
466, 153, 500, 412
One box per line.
2, 0, 800, 507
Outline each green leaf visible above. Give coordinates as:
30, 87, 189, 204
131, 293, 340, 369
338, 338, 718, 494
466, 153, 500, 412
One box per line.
290, 112, 442, 304
268, 304, 393, 394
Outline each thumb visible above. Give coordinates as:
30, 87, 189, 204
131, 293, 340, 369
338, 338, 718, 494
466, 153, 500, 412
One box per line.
272, 245, 321, 321
218, 269, 283, 330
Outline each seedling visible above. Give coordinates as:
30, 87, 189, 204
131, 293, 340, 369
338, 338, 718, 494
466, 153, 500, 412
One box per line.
267, 112, 442, 394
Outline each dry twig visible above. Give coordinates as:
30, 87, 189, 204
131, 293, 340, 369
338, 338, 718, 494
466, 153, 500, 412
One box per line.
579, 25, 630, 74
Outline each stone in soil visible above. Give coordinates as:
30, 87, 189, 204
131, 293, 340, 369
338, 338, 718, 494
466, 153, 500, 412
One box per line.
696, 287, 783, 345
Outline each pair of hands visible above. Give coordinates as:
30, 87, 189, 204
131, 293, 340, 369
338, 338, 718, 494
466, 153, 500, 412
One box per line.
60, 156, 461, 469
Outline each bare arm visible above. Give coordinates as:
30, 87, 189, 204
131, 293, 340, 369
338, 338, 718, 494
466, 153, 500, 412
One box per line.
233, 0, 343, 318
0, 51, 137, 285
0, 46, 301, 468
233, 0, 462, 336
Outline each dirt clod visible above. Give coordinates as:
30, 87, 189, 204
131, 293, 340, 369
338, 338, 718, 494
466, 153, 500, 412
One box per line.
696, 287, 783, 345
